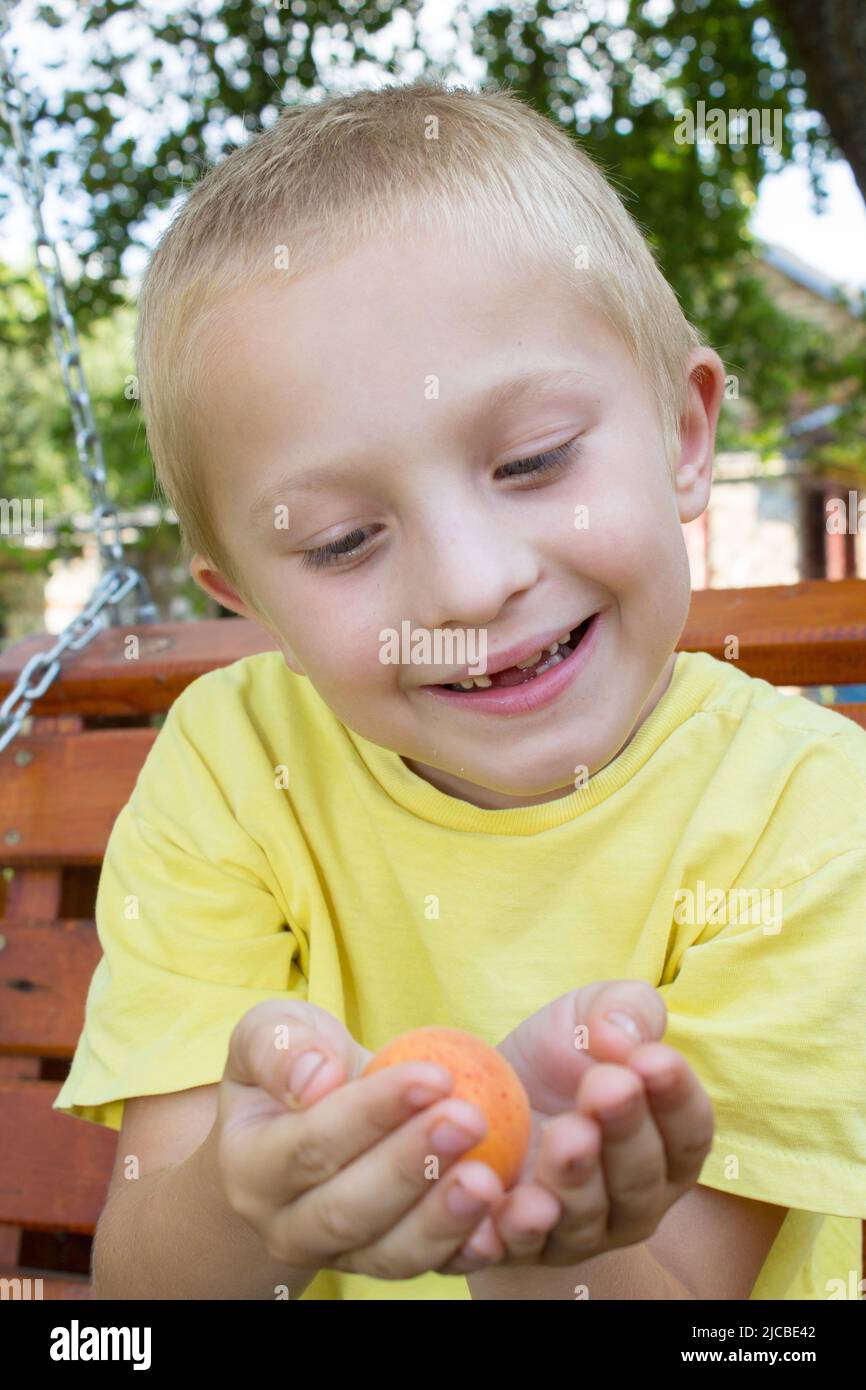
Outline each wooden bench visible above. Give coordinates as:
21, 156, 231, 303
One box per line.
1, 578, 865, 1299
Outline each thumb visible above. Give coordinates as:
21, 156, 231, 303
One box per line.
502, 981, 667, 1113
222, 999, 370, 1118
575, 979, 668, 1062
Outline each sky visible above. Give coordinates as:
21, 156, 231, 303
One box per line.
1, 0, 864, 295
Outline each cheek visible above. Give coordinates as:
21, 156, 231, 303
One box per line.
260, 568, 391, 685
580, 473, 681, 577
557, 487, 650, 587
308, 624, 393, 689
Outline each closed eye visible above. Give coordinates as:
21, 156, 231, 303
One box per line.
299, 435, 583, 570
495, 435, 582, 481
300, 526, 375, 571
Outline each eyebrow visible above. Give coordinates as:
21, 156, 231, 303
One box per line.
247, 366, 591, 524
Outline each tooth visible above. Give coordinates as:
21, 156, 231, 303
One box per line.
536, 651, 566, 675
546, 641, 560, 655
516, 649, 544, 669
471, 676, 493, 688
456, 680, 475, 689
556, 630, 572, 644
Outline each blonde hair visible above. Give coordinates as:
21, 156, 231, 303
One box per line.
135, 78, 705, 607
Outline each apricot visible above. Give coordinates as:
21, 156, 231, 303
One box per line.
362, 1026, 532, 1188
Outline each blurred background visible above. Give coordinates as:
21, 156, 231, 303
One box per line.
1, 0, 865, 683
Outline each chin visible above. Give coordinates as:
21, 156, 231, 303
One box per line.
461, 758, 598, 800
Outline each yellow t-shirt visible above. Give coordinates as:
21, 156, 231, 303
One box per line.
54, 648, 866, 1301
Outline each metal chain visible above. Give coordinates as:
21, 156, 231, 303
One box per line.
0, 567, 143, 754
0, 0, 158, 752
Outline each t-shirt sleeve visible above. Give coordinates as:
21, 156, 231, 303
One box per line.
53, 689, 308, 1132
659, 846, 866, 1217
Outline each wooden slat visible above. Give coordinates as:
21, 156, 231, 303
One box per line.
0, 1058, 40, 1080
0, 1081, 115, 1232
0, 580, 864, 716
0, 921, 102, 1055
678, 579, 866, 686
0, 618, 277, 717
3, 869, 62, 920
0, 728, 156, 866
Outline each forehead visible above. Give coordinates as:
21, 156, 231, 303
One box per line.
196, 231, 627, 415
189, 231, 642, 526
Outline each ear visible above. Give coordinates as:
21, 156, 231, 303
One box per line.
187, 555, 306, 676
673, 347, 727, 524
188, 554, 259, 621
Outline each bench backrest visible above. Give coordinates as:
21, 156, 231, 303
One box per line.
1, 580, 865, 1296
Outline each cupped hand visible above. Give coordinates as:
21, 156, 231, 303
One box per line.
455, 981, 715, 1269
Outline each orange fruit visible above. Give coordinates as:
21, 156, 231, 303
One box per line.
362, 1026, 532, 1188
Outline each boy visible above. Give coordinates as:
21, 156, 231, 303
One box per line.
54, 80, 866, 1300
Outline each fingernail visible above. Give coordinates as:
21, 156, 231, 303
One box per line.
447, 1180, 489, 1217
407, 1085, 447, 1108
430, 1121, 479, 1155
645, 1068, 677, 1094
598, 1092, 639, 1122
605, 1011, 643, 1042
289, 1050, 326, 1100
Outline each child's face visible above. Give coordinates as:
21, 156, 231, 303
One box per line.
190, 230, 724, 810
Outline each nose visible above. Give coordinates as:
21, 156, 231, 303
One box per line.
410, 500, 540, 634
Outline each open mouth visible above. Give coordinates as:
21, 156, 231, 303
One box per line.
440, 615, 595, 692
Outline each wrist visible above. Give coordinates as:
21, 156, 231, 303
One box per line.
467, 1244, 698, 1300
193, 1119, 322, 1291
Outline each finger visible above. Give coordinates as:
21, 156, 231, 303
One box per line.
499, 988, 598, 1112
577, 980, 668, 1065
463, 1177, 564, 1268
442, 1214, 507, 1275
500, 980, 663, 1114
221, 1000, 367, 1130
574, 1062, 667, 1241
626, 1044, 716, 1185
225, 1059, 455, 1214
274, 1091, 501, 1270
349, 1158, 510, 1279
515, 1111, 611, 1265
